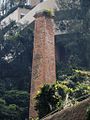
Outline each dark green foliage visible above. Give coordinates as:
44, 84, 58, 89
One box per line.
56, 0, 90, 70
35, 70, 90, 118
0, 21, 33, 91
35, 84, 62, 118
0, 104, 21, 120
86, 106, 90, 120
0, 0, 90, 119
0, 21, 33, 119
4, 90, 29, 107
0, 90, 29, 120
57, 69, 90, 100
0, 80, 5, 97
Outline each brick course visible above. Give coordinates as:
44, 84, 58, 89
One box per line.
29, 12, 56, 118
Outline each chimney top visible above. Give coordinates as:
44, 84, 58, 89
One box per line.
34, 9, 54, 18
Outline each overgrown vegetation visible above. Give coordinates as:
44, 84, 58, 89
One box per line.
0, 0, 90, 119
0, 91, 29, 120
35, 70, 90, 118
86, 106, 90, 120
0, 21, 33, 119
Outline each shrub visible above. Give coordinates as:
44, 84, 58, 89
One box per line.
35, 84, 62, 118
86, 106, 90, 120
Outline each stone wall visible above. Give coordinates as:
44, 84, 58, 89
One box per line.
43, 98, 90, 120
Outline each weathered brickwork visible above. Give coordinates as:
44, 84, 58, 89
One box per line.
29, 12, 56, 118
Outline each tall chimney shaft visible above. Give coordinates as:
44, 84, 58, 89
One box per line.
29, 11, 56, 119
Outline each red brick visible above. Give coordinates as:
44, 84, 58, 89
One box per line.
29, 12, 56, 119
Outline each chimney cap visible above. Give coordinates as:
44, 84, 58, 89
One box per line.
34, 9, 54, 18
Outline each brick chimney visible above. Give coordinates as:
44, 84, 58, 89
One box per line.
29, 10, 56, 119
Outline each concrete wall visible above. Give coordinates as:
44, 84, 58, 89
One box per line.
18, 0, 58, 25
30, 0, 41, 6
0, 0, 58, 29
0, 8, 30, 28
18, 8, 30, 20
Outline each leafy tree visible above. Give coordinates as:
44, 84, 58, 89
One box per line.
0, 98, 21, 120
0, 0, 90, 119
35, 69, 90, 118
86, 106, 90, 120
0, 90, 29, 120
35, 84, 62, 118
4, 90, 29, 107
